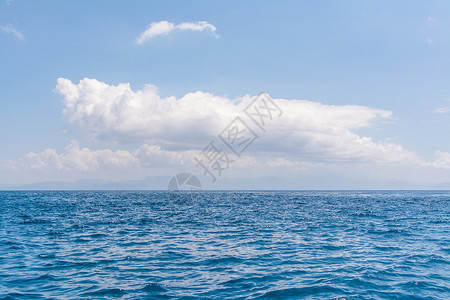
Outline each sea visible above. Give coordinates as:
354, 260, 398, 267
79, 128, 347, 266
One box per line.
0, 190, 449, 299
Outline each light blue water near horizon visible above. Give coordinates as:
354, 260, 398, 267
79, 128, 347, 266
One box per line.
0, 191, 449, 299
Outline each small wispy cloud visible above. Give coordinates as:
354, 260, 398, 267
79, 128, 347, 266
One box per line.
136, 20, 218, 44
434, 107, 450, 113
1, 25, 25, 41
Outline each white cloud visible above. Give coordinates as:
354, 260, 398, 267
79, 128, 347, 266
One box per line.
6, 140, 138, 171
1, 25, 25, 41
134, 144, 196, 168
435, 107, 450, 113
265, 158, 313, 170
3, 140, 199, 171
136, 20, 218, 44
54, 78, 238, 148
54, 78, 423, 166
1, 140, 265, 174
431, 151, 450, 169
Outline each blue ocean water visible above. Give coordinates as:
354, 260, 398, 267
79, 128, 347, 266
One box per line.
0, 191, 449, 299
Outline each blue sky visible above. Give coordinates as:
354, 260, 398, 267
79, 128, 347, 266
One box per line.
2, 0, 450, 188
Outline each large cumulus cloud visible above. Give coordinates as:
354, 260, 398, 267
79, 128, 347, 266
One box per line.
54, 77, 420, 165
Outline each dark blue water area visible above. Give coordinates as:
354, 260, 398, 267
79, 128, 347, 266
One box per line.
0, 190, 449, 299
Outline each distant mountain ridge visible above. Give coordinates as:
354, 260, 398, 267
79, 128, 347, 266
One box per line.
0, 177, 172, 190
0, 176, 448, 190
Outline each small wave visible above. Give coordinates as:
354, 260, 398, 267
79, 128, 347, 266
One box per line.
17, 218, 50, 224
254, 285, 346, 298
81, 287, 127, 297
204, 256, 244, 265
4, 292, 45, 299
139, 283, 168, 292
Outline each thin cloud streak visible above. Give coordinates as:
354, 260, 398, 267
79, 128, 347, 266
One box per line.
136, 20, 218, 44
434, 107, 450, 113
1, 25, 25, 41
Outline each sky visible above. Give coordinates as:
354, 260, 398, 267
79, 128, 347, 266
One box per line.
2, 0, 450, 189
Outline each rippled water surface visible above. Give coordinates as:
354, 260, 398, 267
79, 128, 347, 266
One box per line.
0, 191, 449, 299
